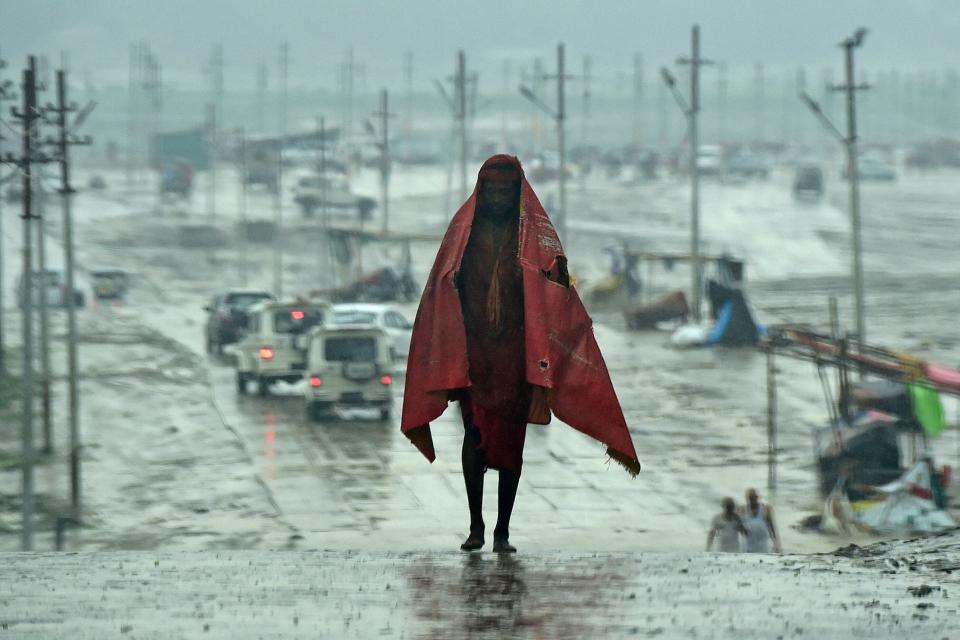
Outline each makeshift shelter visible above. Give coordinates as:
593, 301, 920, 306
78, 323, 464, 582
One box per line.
704, 280, 761, 346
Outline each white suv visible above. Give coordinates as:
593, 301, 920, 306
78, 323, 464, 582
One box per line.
303, 324, 394, 421
235, 300, 331, 396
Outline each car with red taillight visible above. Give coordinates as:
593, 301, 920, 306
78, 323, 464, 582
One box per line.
234, 299, 331, 396
204, 289, 275, 354
303, 324, 393, 421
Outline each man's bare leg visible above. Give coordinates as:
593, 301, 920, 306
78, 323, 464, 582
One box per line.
493, 469, 520, 553
460, 426, 485, 551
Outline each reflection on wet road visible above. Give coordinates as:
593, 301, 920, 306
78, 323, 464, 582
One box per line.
9, 549, 956, 639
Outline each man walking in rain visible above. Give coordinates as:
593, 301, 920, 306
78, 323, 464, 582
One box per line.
401, 155, 640, 553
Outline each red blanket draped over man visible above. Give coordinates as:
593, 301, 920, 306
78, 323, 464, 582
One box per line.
401, 155, 641, 476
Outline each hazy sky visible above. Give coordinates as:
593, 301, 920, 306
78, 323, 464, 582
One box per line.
4, 0, 960, 88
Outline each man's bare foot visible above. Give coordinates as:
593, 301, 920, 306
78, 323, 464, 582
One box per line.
460, 531, 485, 551
492, 536, 516, 553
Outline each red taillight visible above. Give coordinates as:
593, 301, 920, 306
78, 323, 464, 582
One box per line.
309, 376, 322, 387
380, 374, 392, 386
291, 310, 305, 320
258, 347, 274, 360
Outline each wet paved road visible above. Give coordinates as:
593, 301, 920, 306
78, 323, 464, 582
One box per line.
2, 545, 958, 639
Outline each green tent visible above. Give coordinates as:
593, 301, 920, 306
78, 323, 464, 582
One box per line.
908, 383, 946, 437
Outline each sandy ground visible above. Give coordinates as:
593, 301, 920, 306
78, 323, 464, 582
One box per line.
0, 160, 957, 562
1, 530, 960, 639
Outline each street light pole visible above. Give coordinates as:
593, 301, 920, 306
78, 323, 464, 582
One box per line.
673, 25, 713, 323
800, 29, 869, 358
54, 68, 91, 520
556, 43, 567, 241
457, 51, 468, 203
19, 57, 38, 551
518, 43, 569, 241
375, 89, 392, 234
688, 28, 701, 324
841, 31, 867, 348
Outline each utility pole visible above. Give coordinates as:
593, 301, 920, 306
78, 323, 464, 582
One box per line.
633, 53, 643, 147
501, 59, 511, 145
316, 116, 334, 286
142, 48, 161, 211
754, 61, 766, 145
435, 52, 474, 208
51, 67, 92, 520
33, 55, 54, 456
373, 89, 393, 234
457, 50, 468, 203
556, 43, 567, 242
273, 42, 288, 299
403, 52, 413, 160
237, 126, 248, 285
837, 30, 869, 350
126, 44, 137, 188
5, 57, 42, 550
795, 67, 807, 146
0, 51, 11, 375
256, 59, 267, 134
520, 43, 569, 240
205, 102, 216, 217
581, 54, 591, 149
343, 48, 355, 146
800, 29, 870, 359
671, 25, 713, 323
206, 44, 223, 218
717, 62, 727, 147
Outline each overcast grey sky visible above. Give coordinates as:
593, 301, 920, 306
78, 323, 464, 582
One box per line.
4, 0, 960, 88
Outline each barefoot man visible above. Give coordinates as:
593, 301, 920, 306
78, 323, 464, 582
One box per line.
401, 155, 641, 552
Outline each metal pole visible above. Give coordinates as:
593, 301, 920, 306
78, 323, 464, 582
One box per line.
20, 57, 37, 550
206, 102, 216, 218
238, 126, 248, 285
766, 349, 777, 492
36, 157, 52, 455
689, 26, 702, 323
0, 50, 7, 375
457, 51, 467, 203
126, 45, 135, 188
717, 62, 727, 147
557, 43, 567, 242
633, 53, 643, 147
380, 89, 390, 234
56, 69, 82, 519
320, 117, 334, 287
843, 41, 866, 352
273, 42, 288, 299
829, 295, 839, 339
33, 58, 53, 456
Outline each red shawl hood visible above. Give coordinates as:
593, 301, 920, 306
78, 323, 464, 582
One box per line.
400, 155, 641, 475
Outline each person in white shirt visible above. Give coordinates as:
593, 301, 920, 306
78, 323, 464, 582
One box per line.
740, 488, 782, 553
707, 497, 748, 552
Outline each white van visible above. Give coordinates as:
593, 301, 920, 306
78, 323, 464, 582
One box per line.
235, 299, 331, 396
303, 324, 394, 421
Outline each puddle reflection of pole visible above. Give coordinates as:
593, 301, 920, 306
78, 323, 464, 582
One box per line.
264, 414, 277, 481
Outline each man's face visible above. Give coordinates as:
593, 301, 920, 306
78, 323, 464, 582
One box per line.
477, 179, 519, 221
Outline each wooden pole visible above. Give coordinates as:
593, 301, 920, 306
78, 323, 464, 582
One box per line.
766, 348, 777, 492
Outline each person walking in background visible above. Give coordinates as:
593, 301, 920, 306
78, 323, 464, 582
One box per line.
707, 497, 747, 552
740, 488, 782, 553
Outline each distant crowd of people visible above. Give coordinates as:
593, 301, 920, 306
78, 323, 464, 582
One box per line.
707, 489, 782, 553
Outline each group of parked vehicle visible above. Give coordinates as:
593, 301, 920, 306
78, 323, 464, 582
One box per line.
203, 289, 413, 422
